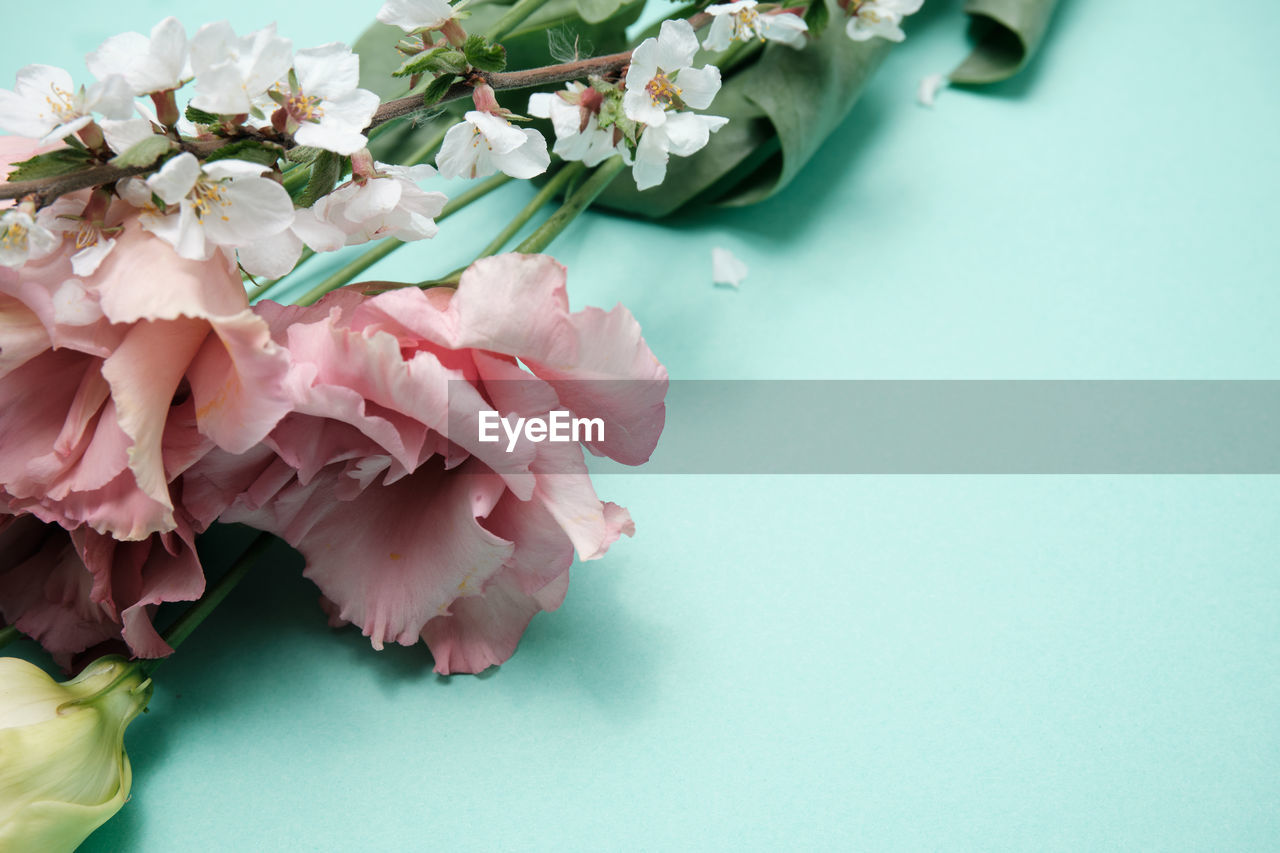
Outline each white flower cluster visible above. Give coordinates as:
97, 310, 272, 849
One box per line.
845, 0, 924, 43
528, 20, 730, 191
0, 17, 454, 276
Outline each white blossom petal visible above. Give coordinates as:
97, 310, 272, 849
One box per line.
675, 65, 721, 111
917, 72, 947, 107
146, 152, 201, 204
377, 0, 457, 31
654, 20, 700, 72
711, 246, 748, 288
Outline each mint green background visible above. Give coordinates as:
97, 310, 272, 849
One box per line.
6, 0, 1280, 849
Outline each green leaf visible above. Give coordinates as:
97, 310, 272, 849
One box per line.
393, 46, 468, 78
185, 105, 221, 126
286, 146, 324, 165
422, 74, 460, 107
297, 150, 344, 207
950, 0, 1062, 84
205, 139, 283, 168
6, 148, 95, 183
803, 0, 830, 39
108, 135, 175, 169
464, 35, 508, 72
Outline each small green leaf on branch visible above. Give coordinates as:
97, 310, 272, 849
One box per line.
109, 136, 176, 169
205, 139, 284, 168
422, 74, 460, 107
6, 148, 95, 183
464, 36, 507, 72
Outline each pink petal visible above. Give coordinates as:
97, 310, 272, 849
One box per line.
422, 568, 569, 674
100, 317, 208, 538
231, 457, 515, 650
187, 308, 292, 453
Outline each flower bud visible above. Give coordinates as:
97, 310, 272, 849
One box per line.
0, 656, 151, 852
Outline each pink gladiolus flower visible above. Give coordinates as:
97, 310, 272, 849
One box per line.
0, 510, 203, 666
184, 254, 667, 673
0, 138, 293, 541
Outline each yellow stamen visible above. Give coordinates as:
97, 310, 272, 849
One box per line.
646, 71, 682, 109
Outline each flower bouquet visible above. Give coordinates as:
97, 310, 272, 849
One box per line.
0, 0, 1058, 846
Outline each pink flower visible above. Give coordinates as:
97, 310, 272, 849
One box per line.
0, 510, 204, 666
184, 254, 667, 673
0, 138, 293, 541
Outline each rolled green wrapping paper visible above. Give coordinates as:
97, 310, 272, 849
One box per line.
950, 0, 1062, 84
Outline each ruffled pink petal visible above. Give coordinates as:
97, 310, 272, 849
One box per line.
525, 304, 668, 466
100, 317, 208, 538
421, 568, 570, 674
93, 216, 249, 323
358, 255, 578, 367
230, 457, 515, 650
0, 515, 115, 659
72, 519, 204, 658
529, 440, 635, 561
278, 303, 537, 495
187, 308, 292, 453
0, 291, 50, 378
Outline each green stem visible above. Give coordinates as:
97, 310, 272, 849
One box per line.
485, 0, 560, 42
514, 155, 626, 255
424, 162, 587, 287
296, 173, 513, 306
140, 532, 276, 676
0, 624, 19, 651
477, 162, 584, 259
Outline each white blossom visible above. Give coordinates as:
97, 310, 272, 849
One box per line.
189, 22, 293, 115
437, 111, 550, 180
237, 206, 345, 279
703, 1, 808, 51
632, 111, 728, 190
274, 43, 380, 155
711, 246, 748, 288
845, 0, 924, 43
318, 163, 448, 244
86, 16, 190, 95
120, 152, 293, 261
0, 202, 59, 268
377, 0, 458, 32
917, 72, 947, 107
238, 162, 448, 277
38, 196, 119, 276
623, 20, 722, 128
528, 84, 627, 167
0, 65, 133, 143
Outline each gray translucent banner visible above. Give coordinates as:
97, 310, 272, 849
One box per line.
451, 381, 1280, 474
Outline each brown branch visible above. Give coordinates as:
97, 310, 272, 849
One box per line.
372, 50, 635, 124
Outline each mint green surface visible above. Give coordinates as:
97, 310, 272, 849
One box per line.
5, 1, 1280, 849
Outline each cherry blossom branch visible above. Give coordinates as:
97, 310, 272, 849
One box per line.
0, 51, 637, 205
369, 49, 635, 125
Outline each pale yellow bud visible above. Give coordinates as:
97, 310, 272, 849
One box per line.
0, 656, 151, 852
